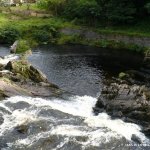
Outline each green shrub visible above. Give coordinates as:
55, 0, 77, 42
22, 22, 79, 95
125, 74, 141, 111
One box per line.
24, 25, 59, 44
16, 40, 30, 53
37, 0, 68, 16
57, 34, 81, 44
0, 27, 20, 44
145, 3, 150, 13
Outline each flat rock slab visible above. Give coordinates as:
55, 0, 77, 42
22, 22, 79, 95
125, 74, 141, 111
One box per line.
0, 79, 32, 98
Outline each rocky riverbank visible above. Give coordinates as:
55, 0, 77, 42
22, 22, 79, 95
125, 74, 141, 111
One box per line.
94, 66, 150, 137
0, 53, 62, 101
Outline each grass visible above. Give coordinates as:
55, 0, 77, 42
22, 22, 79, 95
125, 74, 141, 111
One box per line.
1, 4, 150, 38
0, 4, 150, 53
0, 13, 75, 32
95, 19, 150, 37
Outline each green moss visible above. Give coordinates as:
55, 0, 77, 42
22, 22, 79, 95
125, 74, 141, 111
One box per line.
11, 61, 30, 78
119, 72, 129, 79
57, 34, 81, 45
7, 60, 47, 82
92, 39, 147, 52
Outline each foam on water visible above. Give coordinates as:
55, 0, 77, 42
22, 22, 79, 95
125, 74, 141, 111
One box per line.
0, 109, 38, 136
0, 96, 149, 148
0, 54, 19, 65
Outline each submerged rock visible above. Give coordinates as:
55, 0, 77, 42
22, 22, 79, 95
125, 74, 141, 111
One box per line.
15, 124, 28, 134
0, 113, 4, 125
131, 134, 142, 144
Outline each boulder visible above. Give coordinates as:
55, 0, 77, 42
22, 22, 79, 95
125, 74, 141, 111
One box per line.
15, 124, 28, 134
131, 134, 142, 144
10, 40, 18, 53
0, 113, 4, 125
0, 63, 4, 71
0, 78, 32, 98
0, 58, 62, 100
5, 60, 48, 83
94, 78, 150, 136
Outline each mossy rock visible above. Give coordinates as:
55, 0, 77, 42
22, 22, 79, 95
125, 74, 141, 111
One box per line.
0, 63, 4, 71
119, 72, 129, 79
0, 89, 7, 101
5, 60, 48, 83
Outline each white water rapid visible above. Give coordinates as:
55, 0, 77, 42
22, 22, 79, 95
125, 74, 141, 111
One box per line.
0, 54, 19, 65
0, 95, 149, 150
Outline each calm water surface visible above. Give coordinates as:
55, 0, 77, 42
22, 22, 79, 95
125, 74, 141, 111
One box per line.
28, 44, 143, 96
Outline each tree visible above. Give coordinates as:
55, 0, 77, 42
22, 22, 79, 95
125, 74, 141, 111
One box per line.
64, 0, 100, 23
37, 0, 68, 15
37, 0, 149, 25
145, 2, 150, 14
95, 0, 136, 24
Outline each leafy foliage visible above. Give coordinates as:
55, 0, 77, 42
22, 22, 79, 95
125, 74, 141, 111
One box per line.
37, 0, 67, 15
24, 25, 59, 44
145, 3, 150, 13
0, 27, 20, 44
37, 0, 150, 25
16, 39, 30, 53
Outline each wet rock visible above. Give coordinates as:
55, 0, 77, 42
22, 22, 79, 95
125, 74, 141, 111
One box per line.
127, 70, 150, 82
142, 126, 150, 137
5, 60, 48, 83
0, 89, 8, 101
112, 111, 123, 118
0, 79, 32, 98
119, 72, 129, 80
95, 98, 105, 108
5, 101, 30, 110
0, 63, 4, 70
15, 124, 28, 134
131, 134, 142, 144
94, 78, 150, 134
0, 55, 64, 100
39, 82, 59, 89
0, 113, 4, 125
29, 65, 48, 83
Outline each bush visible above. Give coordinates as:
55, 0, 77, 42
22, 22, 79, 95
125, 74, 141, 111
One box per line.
145, 3, 150, 13
64, 0, 100, 24
24, 25, 59, 44
57, 34, 80, 44
0, 27, 20, 44
16, 40, 30, 53
37, 0, 68, 16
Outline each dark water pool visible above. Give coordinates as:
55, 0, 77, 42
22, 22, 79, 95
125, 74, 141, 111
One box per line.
28, 44, 143, 96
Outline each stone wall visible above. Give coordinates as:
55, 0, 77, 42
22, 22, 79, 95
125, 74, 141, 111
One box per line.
61, 28, 150, 47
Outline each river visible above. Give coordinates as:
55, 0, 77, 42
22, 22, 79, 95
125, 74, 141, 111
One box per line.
0, 45, 149, 150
